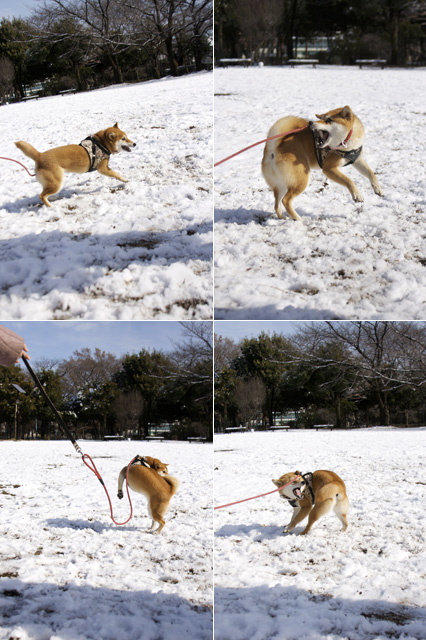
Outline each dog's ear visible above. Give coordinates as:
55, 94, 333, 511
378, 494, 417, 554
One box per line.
315, 113, 324, 120
113, 122, 119, 128
295, 470, 302, 476
272, 478, 281, 487
340, 106, 353, 120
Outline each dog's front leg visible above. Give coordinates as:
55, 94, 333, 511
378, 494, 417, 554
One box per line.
352, 154, 383, 197
97, 158, 128, 183
284, 505, 311, 533
322, 164, 364, 203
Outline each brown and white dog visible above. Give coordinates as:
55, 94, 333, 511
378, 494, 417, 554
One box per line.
262, 106, 383, 220
272, 469, 349, 535
15, 123, 135, 206
117, 456, 179, 534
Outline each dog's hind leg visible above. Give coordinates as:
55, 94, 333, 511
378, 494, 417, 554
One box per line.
300, 498, 335, 535
334, 495, 349, 531
37, 168, 64, 207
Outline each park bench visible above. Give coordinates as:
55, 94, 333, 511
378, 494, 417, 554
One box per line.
59, 89, 77, 96
145, 436, 164, 441
269, 426, 291, 432
288, 59, 319, 68
219, 58, 252, 68
313, 424, 334, 431
103, 435, 124, 441
22, 95, 39, 101
187, 437, 207, 443
356, 59, 387, 69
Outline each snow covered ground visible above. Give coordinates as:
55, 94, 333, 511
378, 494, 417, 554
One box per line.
214, 429, 426, 640
0, 440, 213, 640
0, 72, 213, 320
214, 66, 426, 319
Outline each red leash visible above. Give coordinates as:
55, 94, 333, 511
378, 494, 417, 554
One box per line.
214, 126, 308, 168
0, 156, 35, 177
82, 453, 136, 526
214, 475, 302, 510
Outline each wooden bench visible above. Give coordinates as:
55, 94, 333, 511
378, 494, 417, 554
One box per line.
313, 424, 334, 431
356, 59, 387, 69
22, 95, 39, 101
59, 89, 77, 96
288, 59, 319, 68
224, 427, 247, 433
269, 426, 290, 432
145, 436, 164, 441
187, 437, 207, 443
103, 435, 124, 441
219, 58, 252, 68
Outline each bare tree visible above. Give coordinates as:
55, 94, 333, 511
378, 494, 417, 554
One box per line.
234, 377, 266, 427
59, 347, 121, 399
234, 0, 283, 60
114, 389, 144, 436
0, 56, 15, 102
214, 334, 240, 374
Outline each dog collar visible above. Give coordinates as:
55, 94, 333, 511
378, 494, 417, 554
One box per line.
331, 128, 353, 150
80, 136, 111, 172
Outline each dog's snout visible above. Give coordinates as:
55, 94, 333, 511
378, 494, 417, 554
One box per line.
308, 120, 314, 128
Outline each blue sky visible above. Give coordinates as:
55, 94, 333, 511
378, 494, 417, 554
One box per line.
214, 321, 301, 342
0, 0, 33, 19
1, 321, 196, 364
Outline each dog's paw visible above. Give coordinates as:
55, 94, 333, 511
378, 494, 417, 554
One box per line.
373, 185, 384, 197
351, 188, 364, 203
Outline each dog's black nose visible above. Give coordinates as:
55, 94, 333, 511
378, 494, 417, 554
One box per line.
308, 121, 314, 128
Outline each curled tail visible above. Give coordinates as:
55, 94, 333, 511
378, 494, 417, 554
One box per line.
162, 474, 180, 497
15, 141, 40, 162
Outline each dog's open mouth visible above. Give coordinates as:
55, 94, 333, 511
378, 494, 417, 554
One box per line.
293, 487, 303, 499
317, 130, 330, 147
122, 145, 132, 152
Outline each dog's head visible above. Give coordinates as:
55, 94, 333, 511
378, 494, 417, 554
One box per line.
145, 456, 169, 475
104, 123, 136, 154
272, 470, 306, 502
310, 106, 354, 148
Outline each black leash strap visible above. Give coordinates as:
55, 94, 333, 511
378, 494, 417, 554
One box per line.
21, 356, 82, 455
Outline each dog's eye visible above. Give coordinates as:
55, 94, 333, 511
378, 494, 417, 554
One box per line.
325, 118, 332, 124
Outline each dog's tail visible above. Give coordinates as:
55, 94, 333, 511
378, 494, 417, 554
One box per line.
162, 474, 180, 497
15, 141, 40, 162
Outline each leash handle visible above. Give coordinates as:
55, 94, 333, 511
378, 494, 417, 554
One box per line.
214, 126, 308, 168
214, 475, 302, 510
21, 356, 82, 455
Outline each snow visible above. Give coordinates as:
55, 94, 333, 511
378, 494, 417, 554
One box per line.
214, 66, 426, 319
0, 73, 213, 320
0, 440, 213, 639
214, 429, 426, 640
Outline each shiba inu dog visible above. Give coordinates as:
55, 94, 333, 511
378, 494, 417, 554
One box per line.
15, 123, 135, 206
272, 469, 349, 535
117, 457, 179, 534
262, 106, 383, 220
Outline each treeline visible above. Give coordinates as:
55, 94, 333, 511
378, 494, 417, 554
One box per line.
0, 322, 212, 441
215, 0, 426, 66
215, 321, 426, 431
0, 0, 212, 101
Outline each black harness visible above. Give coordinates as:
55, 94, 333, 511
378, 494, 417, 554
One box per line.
131, 455, 151, 468
312, 130, 363, 169
79, 136, 111, 172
